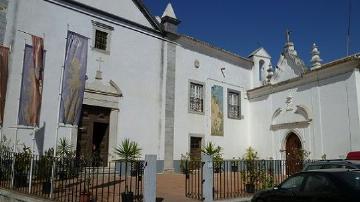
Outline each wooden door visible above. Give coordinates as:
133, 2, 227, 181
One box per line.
190, 137, 202, 161
77, 105, 110, 166
286, 133, 302, 175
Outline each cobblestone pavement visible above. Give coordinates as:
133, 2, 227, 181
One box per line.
156, 173, 252, 202
156, 173, 198, 202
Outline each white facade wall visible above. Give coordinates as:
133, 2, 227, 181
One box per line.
174, 46, 252, 160
250, 68, 360, 160
2, 0, 165, 158
73, 0, 153, 28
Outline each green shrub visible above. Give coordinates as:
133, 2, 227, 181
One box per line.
202, 142, 223, 172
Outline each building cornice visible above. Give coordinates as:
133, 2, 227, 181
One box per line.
247, 54, 360, 99
44, 0, 163, 36
131, 0, 163, 32
176, 34, 253, 69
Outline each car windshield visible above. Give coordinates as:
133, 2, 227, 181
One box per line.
338, 172, 360, 190
280, 175, 305, 191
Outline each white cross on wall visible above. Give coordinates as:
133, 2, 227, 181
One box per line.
96, 57, 104, 71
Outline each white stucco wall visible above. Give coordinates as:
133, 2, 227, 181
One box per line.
2, 0, 165, 158
250, 68, 360, 160
73, 0, 153, 28
173, 45, 252, 160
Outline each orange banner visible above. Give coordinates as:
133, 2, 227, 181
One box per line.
0, 46, 9, 126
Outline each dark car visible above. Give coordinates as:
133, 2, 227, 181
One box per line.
303, 160, 360, 171
251, 169, 360, 202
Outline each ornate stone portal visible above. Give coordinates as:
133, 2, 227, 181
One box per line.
77, 70, 122, 162
271, 96, 312, 130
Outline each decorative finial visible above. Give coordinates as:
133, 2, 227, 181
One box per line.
266, 63, 274, 83
284, 29, 297, 56
311, 43, 322, 69
162, 3, 177, 19
286, 29, 291, 44
95, 70, 102, 80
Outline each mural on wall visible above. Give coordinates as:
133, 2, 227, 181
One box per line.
211, 85, 224, 136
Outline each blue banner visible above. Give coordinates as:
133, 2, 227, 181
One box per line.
59, 31, 88, 125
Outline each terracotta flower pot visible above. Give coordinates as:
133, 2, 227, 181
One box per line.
121, 191, 134, 202
42, 181, 51, 194
245, 183, 255, 193
79, 192, 91, 202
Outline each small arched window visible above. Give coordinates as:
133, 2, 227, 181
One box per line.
259, 60, 265, 81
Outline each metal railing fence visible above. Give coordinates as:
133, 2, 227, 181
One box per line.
185, 159, 315, 201
0, 151, 144, 202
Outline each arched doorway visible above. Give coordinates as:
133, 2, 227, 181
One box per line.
285, 132, 302, 175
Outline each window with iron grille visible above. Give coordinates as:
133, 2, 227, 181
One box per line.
189, 82, 204, 113
228, 90, 241, 119
92, 21, 113, 54
94, 30, 108, 51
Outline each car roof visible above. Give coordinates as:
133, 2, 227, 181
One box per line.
305, 160, 360, 165
300, 168, 360, 173
346, 160, 360, 164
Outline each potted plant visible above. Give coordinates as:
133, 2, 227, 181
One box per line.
56, 138, 76, 180
14, 145, 31, 188
201, 142, 223, 173
114, 138, 142, 202
0, 136, 13, 181
130, 162, 138, 176
231, 157, 239, 172
213, 154, 223, 173
38, 148, 54, 194
243, 147, 260, 193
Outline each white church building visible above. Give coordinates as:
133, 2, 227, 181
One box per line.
0, 0, 360, 172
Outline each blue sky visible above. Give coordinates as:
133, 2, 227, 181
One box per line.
144, 0, 360, 66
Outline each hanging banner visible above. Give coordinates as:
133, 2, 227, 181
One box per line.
0, 46, 9, 126
18, 40, 45, 126
211, 85, 224, 136
59, 31, 88, 125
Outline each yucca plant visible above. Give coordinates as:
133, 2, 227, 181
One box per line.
201, 142, 222, 156
202, 142, 223, 173
56, 138, 76, 180
56, 138, 73, 159
114, 138, 142, 197
114, 138, 142, 162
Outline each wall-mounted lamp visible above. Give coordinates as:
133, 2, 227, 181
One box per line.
221, 67, 226, 78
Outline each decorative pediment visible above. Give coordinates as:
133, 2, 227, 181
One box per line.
85, 79, 122, 97
83, 71, 122, 109
271, 105, 312, 130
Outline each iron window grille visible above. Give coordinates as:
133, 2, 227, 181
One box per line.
190, 82, 204, 113
94, 30, 108, 51
228, 91, 240, 119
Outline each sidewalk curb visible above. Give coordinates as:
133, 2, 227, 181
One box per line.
216, 196, 252, 202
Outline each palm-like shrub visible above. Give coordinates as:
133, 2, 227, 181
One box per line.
201, 142, 222, 156
56, 138, 73, 159
56, 138, 76, 179
114, 138, 142, 162
114, 138, 142, 193
202, 142, 223, 172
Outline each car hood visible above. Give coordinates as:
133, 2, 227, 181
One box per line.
253, 188, 274, 198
